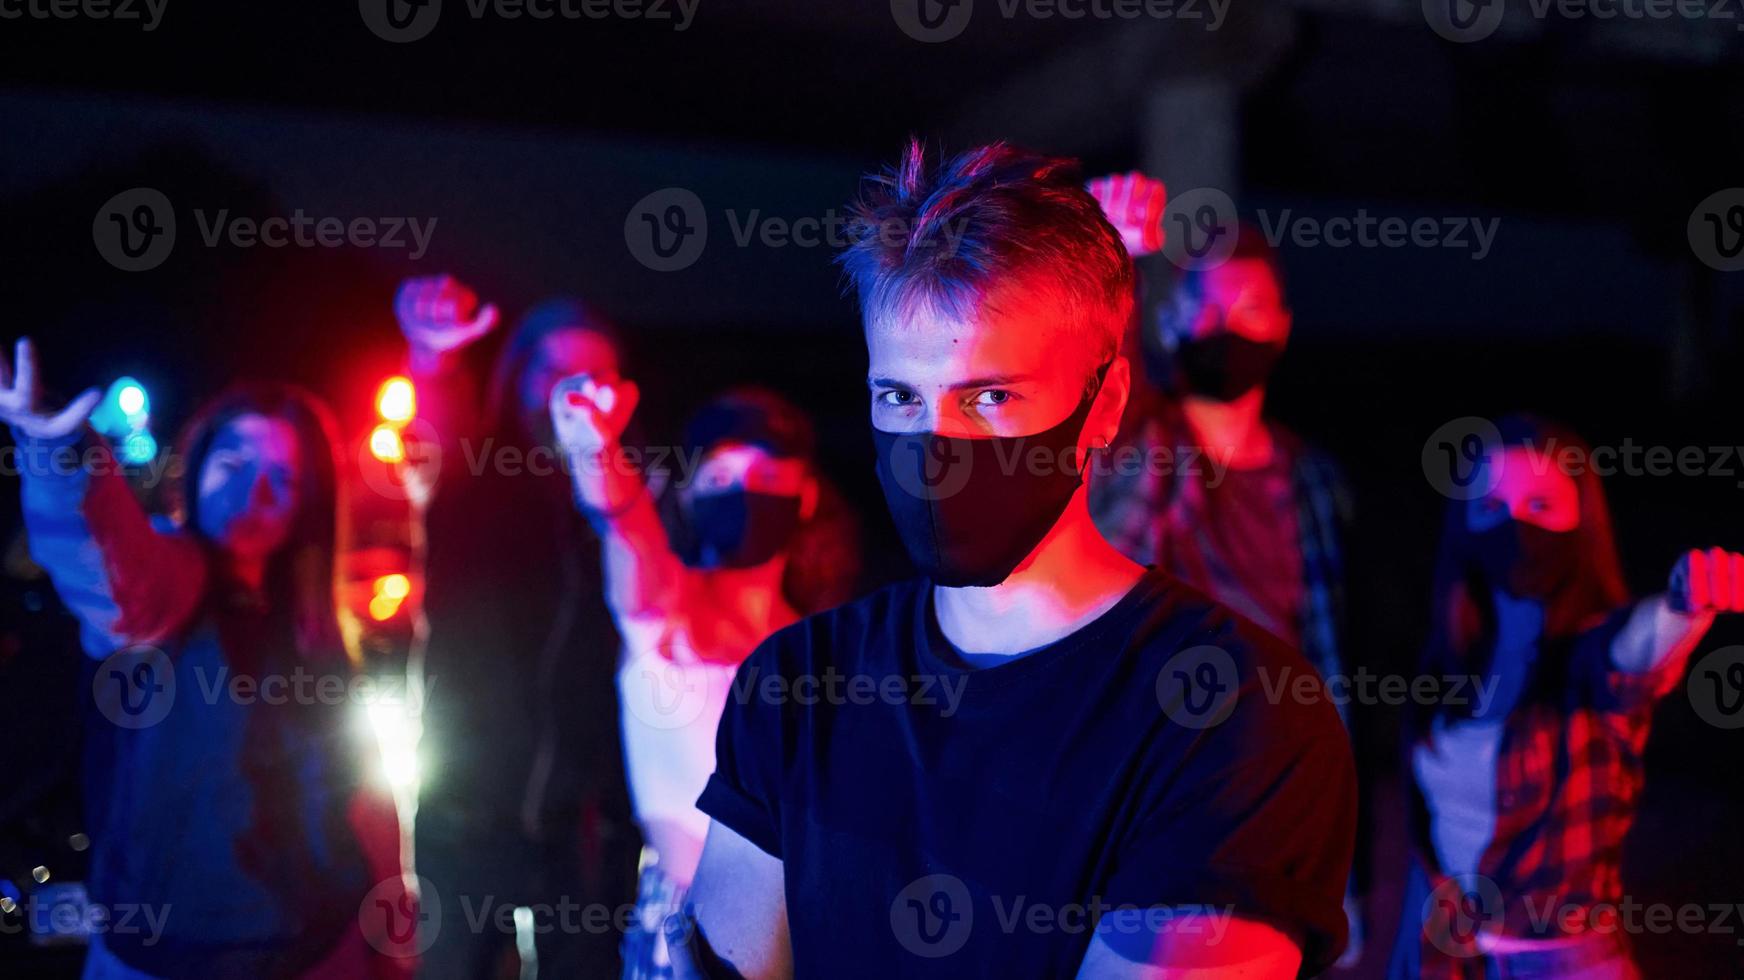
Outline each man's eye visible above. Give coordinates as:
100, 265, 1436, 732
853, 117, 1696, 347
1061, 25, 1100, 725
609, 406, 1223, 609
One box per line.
972, 390, 1012, 407
877, 390, 916, 407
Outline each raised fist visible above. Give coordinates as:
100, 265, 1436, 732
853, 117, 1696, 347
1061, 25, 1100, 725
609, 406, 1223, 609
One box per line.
1668, 547, 1744, 614
0, 338, 101, 441
549, 373, 639, 457
394, 275, 499, 358
1087, 171, 1167, 258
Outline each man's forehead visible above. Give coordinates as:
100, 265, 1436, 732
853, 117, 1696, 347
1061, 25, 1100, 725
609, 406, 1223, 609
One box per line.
865, 306, 1071, 383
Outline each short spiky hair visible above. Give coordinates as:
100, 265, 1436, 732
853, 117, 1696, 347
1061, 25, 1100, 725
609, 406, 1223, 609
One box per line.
837, 140, 1134, 369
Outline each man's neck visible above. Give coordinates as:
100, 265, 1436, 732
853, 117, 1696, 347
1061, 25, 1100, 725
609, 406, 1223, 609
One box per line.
932, 498, 1145, 658
1183, 389, 1272, 470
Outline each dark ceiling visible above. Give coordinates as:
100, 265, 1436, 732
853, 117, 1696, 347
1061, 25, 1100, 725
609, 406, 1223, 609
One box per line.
4, 0, 1742, 229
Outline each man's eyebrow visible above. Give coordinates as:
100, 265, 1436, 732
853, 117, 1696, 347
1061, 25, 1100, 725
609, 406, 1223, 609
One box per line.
867, 374, 1035, 389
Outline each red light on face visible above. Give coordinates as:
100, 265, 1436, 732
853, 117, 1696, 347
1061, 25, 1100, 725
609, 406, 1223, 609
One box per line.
377, 377, 416, 425
566, 391, 587, 407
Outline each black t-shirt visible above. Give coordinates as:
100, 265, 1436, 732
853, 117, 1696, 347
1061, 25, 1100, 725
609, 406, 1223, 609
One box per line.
698, 570, 1355, 978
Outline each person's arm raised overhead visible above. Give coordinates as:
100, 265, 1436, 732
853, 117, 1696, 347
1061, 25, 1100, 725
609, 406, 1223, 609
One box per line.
1, 338, 204, 655
550, 372, 686, 619
393, 273, 499, 481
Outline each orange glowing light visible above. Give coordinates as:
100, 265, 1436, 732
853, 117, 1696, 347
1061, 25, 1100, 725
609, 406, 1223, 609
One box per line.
369, 425, 406, 464
377, 377, 416, 425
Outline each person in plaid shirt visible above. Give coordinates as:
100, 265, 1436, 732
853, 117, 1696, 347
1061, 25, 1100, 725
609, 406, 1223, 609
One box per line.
1085, 174, 1362, 963
1391, 414, 1744, 978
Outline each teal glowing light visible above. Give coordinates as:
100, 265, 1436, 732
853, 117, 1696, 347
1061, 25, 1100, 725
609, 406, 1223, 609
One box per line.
92, 377, 152, 438
120, 431, 157, 466
117, 383, 147, 418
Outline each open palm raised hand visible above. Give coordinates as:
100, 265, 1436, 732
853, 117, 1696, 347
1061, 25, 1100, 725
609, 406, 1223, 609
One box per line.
0, 338, 101, 441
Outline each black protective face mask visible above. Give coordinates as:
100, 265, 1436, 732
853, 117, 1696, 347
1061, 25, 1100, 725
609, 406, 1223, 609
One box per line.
1174, 333, 1284, 402
1465, 518, 1581, 602
687, 490, 801, 569
872, 366, 1107, 588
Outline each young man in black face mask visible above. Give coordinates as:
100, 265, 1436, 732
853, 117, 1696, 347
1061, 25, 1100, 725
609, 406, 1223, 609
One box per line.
675, 143, 1355, 979
1087, 177, 1363, 962
1086, 183, 1344, 675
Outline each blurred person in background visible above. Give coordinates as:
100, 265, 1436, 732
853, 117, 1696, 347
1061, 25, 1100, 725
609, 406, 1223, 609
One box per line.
1, 340, 402, 978
1087, 174, 1365, 964
1391, 414, 1744, 978
394, 277, 638, 979
550, 377, 860, 979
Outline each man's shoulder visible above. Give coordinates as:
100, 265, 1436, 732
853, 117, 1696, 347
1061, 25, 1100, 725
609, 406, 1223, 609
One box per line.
747, 577, 928, 673
1127, 571, 1349, 747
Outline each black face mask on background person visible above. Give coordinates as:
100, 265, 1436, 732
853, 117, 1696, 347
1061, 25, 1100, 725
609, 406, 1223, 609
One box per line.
1173, 332, 1285, 402
872, 364, 1109, 589
686, 490, 802, 569
1464, 517, 1582, 602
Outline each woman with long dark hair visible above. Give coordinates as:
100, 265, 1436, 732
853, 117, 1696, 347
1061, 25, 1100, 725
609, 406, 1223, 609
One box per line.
549, 378, 860, 979
1, 339, 399, 978
1390, 414, 1744, 978
395, 276, 639, 979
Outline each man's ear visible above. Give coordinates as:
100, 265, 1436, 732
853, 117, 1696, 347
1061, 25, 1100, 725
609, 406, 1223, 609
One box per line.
1091, 355, 1133, 448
